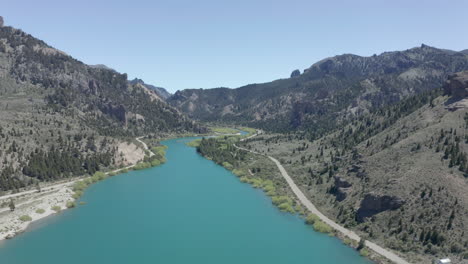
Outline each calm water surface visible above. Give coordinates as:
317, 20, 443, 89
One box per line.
0, 136, 372, 264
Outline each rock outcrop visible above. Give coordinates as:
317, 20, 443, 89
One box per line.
356, 194, 404, 222
443, 71, 468, 99
333, 176, 352, 201
0, 16, 3, 27
290, 69, 301, 78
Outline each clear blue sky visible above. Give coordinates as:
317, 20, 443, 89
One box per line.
3, 0, 468, 92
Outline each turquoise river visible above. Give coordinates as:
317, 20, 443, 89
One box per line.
0, 136, 372, 264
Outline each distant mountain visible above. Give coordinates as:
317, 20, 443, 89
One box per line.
0, 25, 204, 191
129, 78, 172, 100
168, 44, 468, 138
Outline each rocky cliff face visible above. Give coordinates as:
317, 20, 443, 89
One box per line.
356, 194, 405, 222
0, 16, 4, 27
443, 71, 468, 99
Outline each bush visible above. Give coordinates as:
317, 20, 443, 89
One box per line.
232, 169, 246, 177
305, 213, 320, 225
186, 139, 201, 147
52, 205, 62, 212
313, 220, 333, 233
19, 215, 32, 222
150, 159, 161, 166
134, 162, 151, 170
72, 181, 87, 192
35, 208, 45, 214
271, 196, 291, 206
222, 162, 233, 170
278, 202, 295, 213
359, 248, 370, 257
66, 201, 76, 208
72, 190, 83, 199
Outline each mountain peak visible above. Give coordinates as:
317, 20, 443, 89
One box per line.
129, 78, 172, 100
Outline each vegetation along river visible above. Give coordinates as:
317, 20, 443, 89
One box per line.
0, 136, 372, 264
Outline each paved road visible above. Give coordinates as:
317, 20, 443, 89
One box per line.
235, 133, 411, 264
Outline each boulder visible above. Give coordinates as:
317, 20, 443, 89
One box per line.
356, 193, 404, 222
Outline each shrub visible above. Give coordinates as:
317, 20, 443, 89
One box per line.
271, 196, 291, 206
19, 215, 32, 222
150, 159, 161, 167
186, 139, 201, 147
232, 169, 246, 177
134, 162, 151, 170
72, 190, 83, 199
72, 181, 87, 192
52, 205, 62, 212
222, 162, 233, 170
9, 199, 15, 211
95, 171, 106, 180
359, 248, 370, 257
313, 220, 333, 233
306, 213, 320, 225
35, 208, 45, 214
278, 202, 295, 213
66, 201, 76, 208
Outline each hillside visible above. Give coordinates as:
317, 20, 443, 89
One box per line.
237, 72, 468, 263
169, 45, 468, 139
0, 24, 205, 192
129, 78, 172, 100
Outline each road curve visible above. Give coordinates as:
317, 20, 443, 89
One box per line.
235, 133, 410, 264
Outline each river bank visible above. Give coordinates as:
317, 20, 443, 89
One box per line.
0, 134, 372, 264
0, 136, 158, 241
193, 133, 413, 264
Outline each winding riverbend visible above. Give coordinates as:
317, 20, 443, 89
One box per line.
0, 137, 371, 264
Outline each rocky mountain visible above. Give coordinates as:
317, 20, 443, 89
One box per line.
239, 73, 468, 263
129, 78, 172, 100
89, 64, 116, 72
0, 24, 204, 191
168, 45, 468, 139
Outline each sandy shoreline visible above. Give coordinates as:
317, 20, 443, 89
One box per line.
0, 137, 153, 241
0, 180, 77, 240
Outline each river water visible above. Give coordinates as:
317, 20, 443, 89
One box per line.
0, 137, 371, 264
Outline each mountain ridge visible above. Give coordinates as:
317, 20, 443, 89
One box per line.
168, 44, 468, 139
